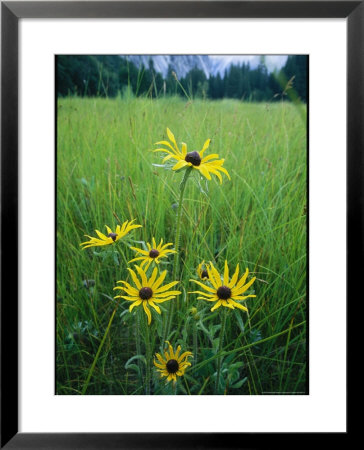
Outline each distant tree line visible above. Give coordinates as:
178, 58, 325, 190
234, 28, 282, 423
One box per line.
57, 55, 307, 102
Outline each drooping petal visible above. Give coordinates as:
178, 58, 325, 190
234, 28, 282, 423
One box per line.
129, 300, 142, 312
197, 164, 212, 180
143, 301, 152, 325
211, 300, 222, 312
148, 300, 161, 315
229, 299, 248, 312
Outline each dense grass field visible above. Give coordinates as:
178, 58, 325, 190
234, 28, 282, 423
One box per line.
56, 96, 307, 395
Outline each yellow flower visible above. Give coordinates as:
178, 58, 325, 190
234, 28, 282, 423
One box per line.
80, 221, 142, 249
154, 341, 193, 383
189, 260, 256, 312
197, 260, 210, 280
114, 265, 181, 325
154, 128, 230, 184
129, 237, 176, 271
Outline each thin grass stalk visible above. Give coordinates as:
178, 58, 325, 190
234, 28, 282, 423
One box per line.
143, 311, 152, 395
135, 305, 142, 376
81, 305, 118, 395
215, 308, 227, 394
164, 166, 193, 340
193, 320, 198, 366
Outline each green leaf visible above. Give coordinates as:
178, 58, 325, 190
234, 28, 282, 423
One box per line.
231, 377, 247, 389
125, 354, 146, 369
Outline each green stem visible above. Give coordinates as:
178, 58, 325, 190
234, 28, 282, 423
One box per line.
116, 243, 129, 271
135, 306, 142, 376
82, 306, 117, 395
164, 167, 192, 340
215, 308, 227, 394
173, 166, 193, 281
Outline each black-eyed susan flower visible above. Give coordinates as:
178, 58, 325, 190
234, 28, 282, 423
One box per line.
129, 238, 176, 271
114, 265, 181, 325
80, 220, 142, 249
154, 128, 230, 184
189, 260, 256, 312
154, 341, 193, 383
197, 260, 210, 280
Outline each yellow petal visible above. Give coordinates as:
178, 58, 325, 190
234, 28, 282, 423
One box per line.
105, 225, 113, 235
129, 300, 142, 312
152, 296, 176, 303
148, 300, 161, 315
166, 128, 177, 147
154, 290, 181, 298
211, 300, 222, 312
143, 302, 152, 325
181, 142, 187, 156
229, 299, 248, 312
173, 160, 188, 171
95, 229, 108, 241
127, 268, 142, 290
223, 260, 229, 286
200, 138, 211, 156
156, 353, 166, 365
189, 279, 215, 293
149, 267, 158, 287
206, 264, 219, 289
134, 265, 148, 287
154, 280, 179, 293
152, 270, 167, 291
197, 165, 212, 180
228, 264, 240, 288
235, 276, 256, 295
201, 153, 219, 163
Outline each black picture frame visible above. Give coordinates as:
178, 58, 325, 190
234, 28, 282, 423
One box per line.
1, 1, 356, 448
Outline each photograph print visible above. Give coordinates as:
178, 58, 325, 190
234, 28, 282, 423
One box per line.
56, 54, 307, 395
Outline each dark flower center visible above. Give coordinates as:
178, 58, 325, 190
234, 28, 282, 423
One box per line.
149, 249, 159, 259
139, 287, 153, 300
107, 233, 118, 242
217, 285, 232, 300
166, 359, 179, 374
201, 270, 209, 279
185, 151, 201, 166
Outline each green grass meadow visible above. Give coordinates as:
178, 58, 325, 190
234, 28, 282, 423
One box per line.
56, 96, 307, 395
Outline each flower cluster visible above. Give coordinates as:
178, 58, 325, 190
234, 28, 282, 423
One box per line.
79, 127, 258, 390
